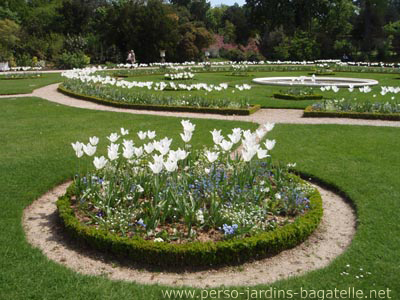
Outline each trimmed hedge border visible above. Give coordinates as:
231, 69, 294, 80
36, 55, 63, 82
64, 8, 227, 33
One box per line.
274, 93, 323, 101
56, 180, 323, 268
304, 106, 400, 121
58, 85, 260, 116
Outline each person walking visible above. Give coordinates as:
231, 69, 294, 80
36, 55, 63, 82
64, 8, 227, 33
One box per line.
126, 50, 136, 65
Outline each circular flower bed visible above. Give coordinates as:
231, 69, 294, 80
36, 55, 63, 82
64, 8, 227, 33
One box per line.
57, 121, 322, 267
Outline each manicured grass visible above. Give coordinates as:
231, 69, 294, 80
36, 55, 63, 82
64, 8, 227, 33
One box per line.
0, 96, 399, 299
101, 70, 400, 109
0, 73, 62, 95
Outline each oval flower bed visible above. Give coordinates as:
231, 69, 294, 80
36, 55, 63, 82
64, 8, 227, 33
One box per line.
304, 99, 400, 121
57, 121, 323, 267
0, 73, 42, 80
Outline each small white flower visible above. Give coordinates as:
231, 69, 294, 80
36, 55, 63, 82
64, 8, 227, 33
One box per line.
137, 131, 147, 140
93, 156, 108, 170
264, 122, 275, 132
71, 141, 83, 152
147, 130, 156, 139
136, 185, 144, 193
83, 143, 97, 156
257, 149, 269, 159
164, 159, 178, 172
120, 127, 129, 136
144, 142, 155, 154
134, 146, 143, 157
181, 120, 196, 132
89, 136, 99, 146
148, 161, 163, 174
154, 237, 164, 242
264, 139, 276, 150
205, 151, 219, 163
180, 131, 193, 143
107, 133, 120, 143
219, 140, 233, 151
204, 168, 210, 174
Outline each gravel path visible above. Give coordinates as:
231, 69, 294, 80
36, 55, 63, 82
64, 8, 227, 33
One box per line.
20, 83, 398, 127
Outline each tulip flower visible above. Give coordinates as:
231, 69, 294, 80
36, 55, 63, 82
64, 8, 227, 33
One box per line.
134, 146, 143, 158
265, 139, 276, 151
257, 149, 269, 159
164, 159, 178, 172
205, 151, 219, 163
149, 161, 163, 174
89, 136, 99, 146
144, 142, 155, 154
147, 130, 156, 139
219, 140, 233, 152
264, 122, 275, 132
180, 131, 193, 143
120, 128, 129, 136
83, 143, 97, 156
107, 133, 120, 143
181, 120, 196, 132
93, 156, 108, 170
137, 131, 147, 140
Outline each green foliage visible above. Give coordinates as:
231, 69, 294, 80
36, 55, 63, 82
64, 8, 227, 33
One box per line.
0, 18, 20, 61
56, 52, 90, 69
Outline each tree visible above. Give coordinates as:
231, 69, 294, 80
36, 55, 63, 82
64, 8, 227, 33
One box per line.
0, 18, 20, 61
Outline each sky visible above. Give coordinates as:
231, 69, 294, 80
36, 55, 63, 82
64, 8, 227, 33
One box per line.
209, 0, 246, 7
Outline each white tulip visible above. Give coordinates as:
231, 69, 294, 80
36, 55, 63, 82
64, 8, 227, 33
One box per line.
149, 161, 163, 174
134, 146, 143, 158
83, 143, 97, 156
144, 142, 155, 154
256, 129, 265, 139
257, 149, 269, 159
181, 120, 196, 132
120, 127, 129, 136
93, 156, 108, 170
180, 131, 193, 143
205, 151, 219, 163
164, 159, 178, 172
137, 131, 147, 140
89, 136, 99, 146
107, 133, 120, 143
219, 140, 233, 151
265, 139, 276, 150
71, 141, 83, 152
264, 122, 275, 132
107, 143, 119, 161
147, 130, 156, 139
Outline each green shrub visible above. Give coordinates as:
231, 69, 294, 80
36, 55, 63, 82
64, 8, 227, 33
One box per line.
57, 51, 90, 69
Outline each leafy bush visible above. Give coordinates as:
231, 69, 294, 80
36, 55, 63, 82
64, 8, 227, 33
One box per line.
57, 52, 90, 69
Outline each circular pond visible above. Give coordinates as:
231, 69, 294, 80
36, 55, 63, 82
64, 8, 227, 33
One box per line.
252, 76, 379, 87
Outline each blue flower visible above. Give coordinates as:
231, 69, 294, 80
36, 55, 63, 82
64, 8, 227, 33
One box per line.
222, 223, 238, 235
137, 218, 146, 228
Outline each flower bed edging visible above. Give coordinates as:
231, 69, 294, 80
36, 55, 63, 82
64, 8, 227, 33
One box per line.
56, 181, 323, 268
304, 106, 400, 121
58, 85, 260, 116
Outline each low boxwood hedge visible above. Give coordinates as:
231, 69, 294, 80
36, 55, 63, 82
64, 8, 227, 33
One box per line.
56, 181, 323, 268
58, 85, 260, 116
304, 106, 400, 121
274, 93, 323, 101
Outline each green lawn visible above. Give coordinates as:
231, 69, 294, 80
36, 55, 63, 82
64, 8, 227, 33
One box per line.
0, 96, 399, 299
0, 73, 62, 95
101, 70, 400, 109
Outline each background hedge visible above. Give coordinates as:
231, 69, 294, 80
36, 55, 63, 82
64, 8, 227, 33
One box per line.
304, 106, 400, 121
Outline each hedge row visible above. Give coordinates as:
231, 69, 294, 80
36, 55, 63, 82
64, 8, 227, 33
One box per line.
274, 93, 323, 101
56, 181, 323, 268
304, 106, 400, 121
58, 85, 260, 116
